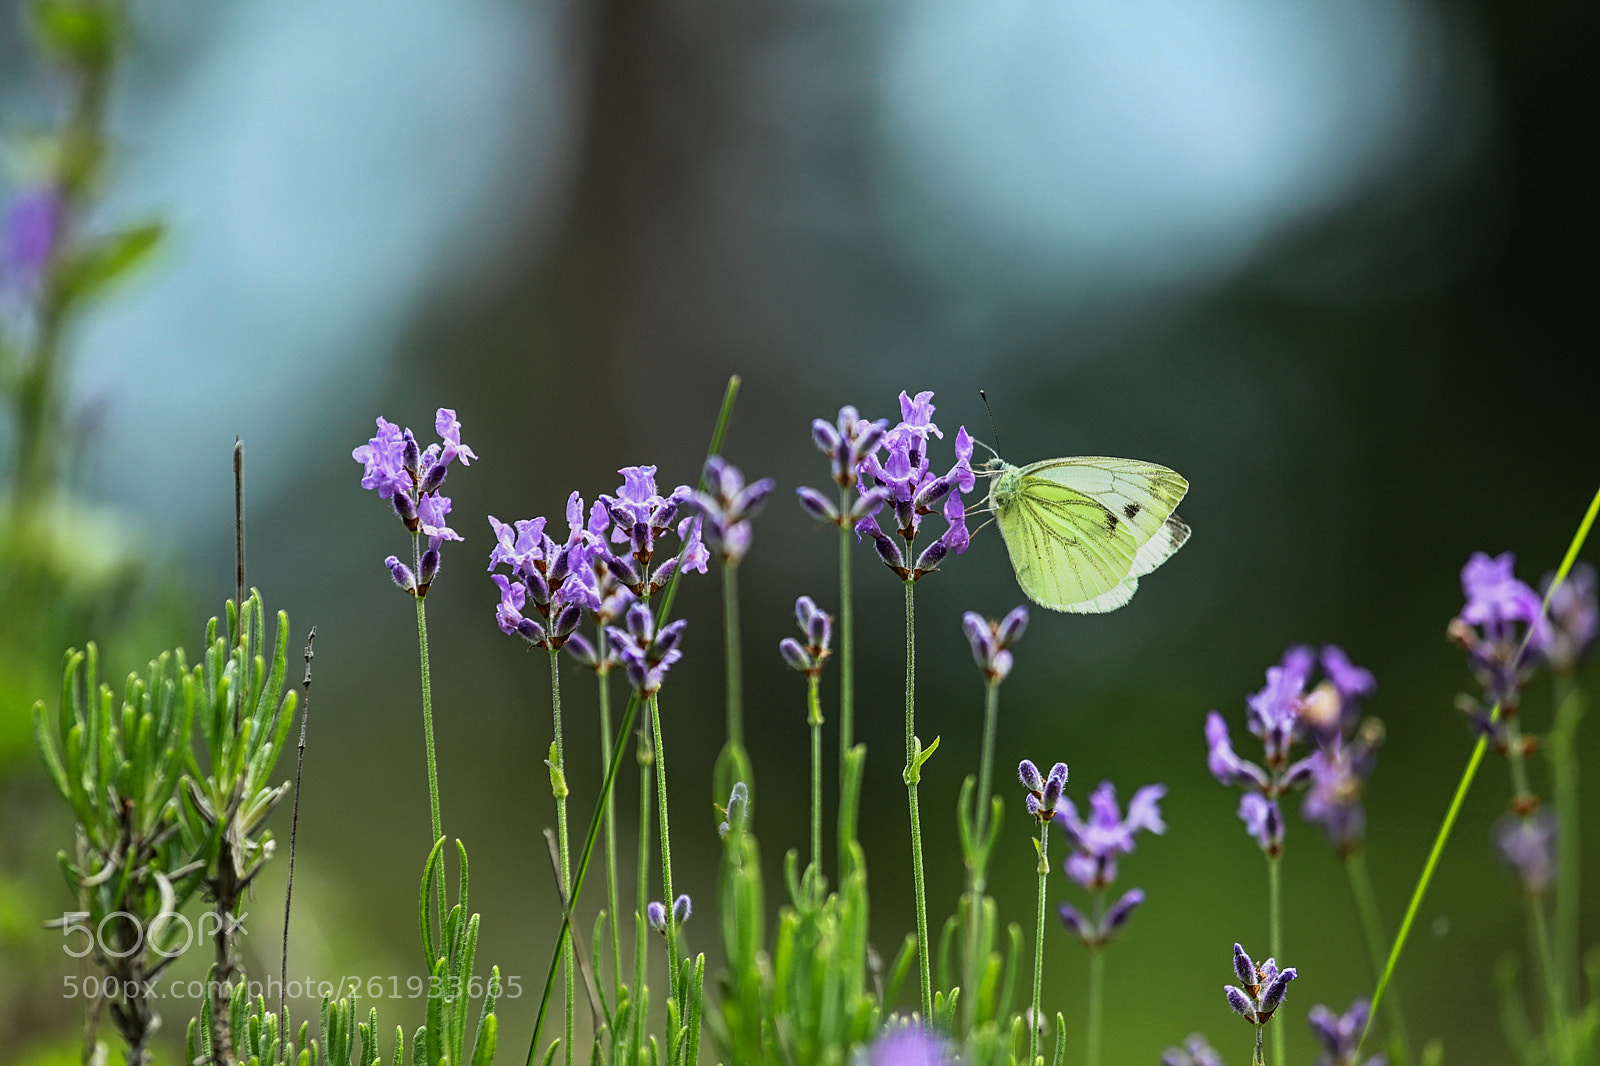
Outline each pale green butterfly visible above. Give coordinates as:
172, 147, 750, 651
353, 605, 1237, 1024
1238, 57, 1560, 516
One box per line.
983, 451, 1190, 613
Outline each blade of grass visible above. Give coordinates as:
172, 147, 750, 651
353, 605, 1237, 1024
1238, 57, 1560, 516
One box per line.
1359, 483, 1600, 1055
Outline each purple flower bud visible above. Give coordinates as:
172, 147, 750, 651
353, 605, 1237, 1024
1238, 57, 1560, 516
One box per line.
1225, 985, 1255, 1020
1057, 902, 1090, 942
647, 902, 667, 932
1102, 888, 1145, 934
780, 637, 812, 672
565, 632, 599, 667
518, 618, 546, 644
1232, 943, 1256, 986
393, 490, 419, 527
1160, 1034, 1226, 1066
812, 419, 842, 456
672, 894, 692, 925
997, 605, 1029, 647
913, 538, 948, 573
386, 556, 417, 592
1495, 810, 1556, 894
553, 603, 583, 639
1041, 765, 1067, 809
654, 618, 688, 659
401, 431, 420, 476
1025, 794, 1046, 820
418, 461, 448, 495
912, 474, 952, 512
418, 548, 440, 586
846, 486, 891, 523
626, 603, 653, 644
868, 528, 905, 571
1258, 966, 1297, 1014
1239, 794, 1283, 855
1019, 760, 1045, 793
851, 420, 887, 461
797, 486, 841, 524
1309, 999, 1371, 1061
524, 568, 551, 607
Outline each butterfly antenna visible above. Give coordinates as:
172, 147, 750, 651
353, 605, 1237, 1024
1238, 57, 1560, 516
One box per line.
979, 389, 1002, 452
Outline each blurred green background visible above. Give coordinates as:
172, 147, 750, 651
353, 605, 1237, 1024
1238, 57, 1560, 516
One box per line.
2, 0, 1598, 1062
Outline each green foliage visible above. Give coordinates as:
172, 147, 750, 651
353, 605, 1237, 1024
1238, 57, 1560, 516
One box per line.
417, 837, 501, 1066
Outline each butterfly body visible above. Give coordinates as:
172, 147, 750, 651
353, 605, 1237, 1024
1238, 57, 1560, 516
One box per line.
987, 455, 1190, 613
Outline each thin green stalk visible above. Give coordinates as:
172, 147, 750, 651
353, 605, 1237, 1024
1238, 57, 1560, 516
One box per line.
903, 579, 933, 1020
1267, 854, 1284, 1066
1344, 851, 1411, 1060
963, 680, 1001, 1036
526, 375, 739, 1066
1527, 894, 1569, 1065
1086, 944, 1104, 1066
1551, 676, 1582, 1016
838, 492, 857, 877
1030, 823, 1049, 1066
414, 538, 443, 847
809, 673, 823, 880
724, 562, 743, 748
1252, 1026, 1265, 1066
629, 728, 654, 1066
651, 694, 679, 1010
549, 649, 575, 1066
1359, 482, 1600, 1057
598, 632, 623, 996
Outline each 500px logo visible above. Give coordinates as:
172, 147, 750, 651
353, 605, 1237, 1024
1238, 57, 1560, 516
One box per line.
51, 910, 248, 959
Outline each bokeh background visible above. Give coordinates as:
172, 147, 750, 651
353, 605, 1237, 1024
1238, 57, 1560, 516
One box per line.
2, 0, 1598, 1062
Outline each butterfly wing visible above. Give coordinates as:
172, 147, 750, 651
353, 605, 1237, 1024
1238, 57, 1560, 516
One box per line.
996, 457, 1189, 614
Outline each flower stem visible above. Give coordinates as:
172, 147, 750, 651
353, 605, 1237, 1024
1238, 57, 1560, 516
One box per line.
808, 673, 824, 882
1086, 945, 1104, 1066
723, 562, 743, 749
413, 538, 443, 849
1526, 893, 1569, 1066
1267, 853, 1284, 1066
597, 632, 623, 996
1344, 851, 1411, 1060
549, 650, 574, 1066
629, 726, 654, 1066
963, 680, 1001, 1035
903, 580, 933, 1020
837, 497, 857, 876
1030, 822, 1049, 1066
1253, 1025, 1265, 1066
1551, 675, 1582, 1016
651, 694, 679, 1010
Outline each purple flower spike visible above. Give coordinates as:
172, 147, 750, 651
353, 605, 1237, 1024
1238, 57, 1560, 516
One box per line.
355, 410, 475, 593
1224, 944, 1297, 1025
1238, 794, 1284, 856
693, 456, 774, 566
1160, 1034, 1226, 1066
963, 606, 1029, 683
1055, 779, 1164, 890
1450, 551, 1551, 722
1309, 999, 1383, 1066
1495, 810, 1556, 895
487, 497, 603, 651
1020, 756, 1068, 824
607, 603, 687, 697
1544, 561, 1598, 674
861, 1024, 956, 1066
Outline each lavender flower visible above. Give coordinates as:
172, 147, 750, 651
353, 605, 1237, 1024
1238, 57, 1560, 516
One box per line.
353, 409, 476, 595
1056, 780, 1166, 890
1543, 561, 1597, 674
607, 602, 687, 697
1, 186, 60, 298
1224, 943, 1297, 1025
486, 493, 601, 650
857, 1024, 956, 1066
646, 894, 691, 934
1308, 999, 1386, 1066
1448, 552, 1549, 728
851, 391, 976, 582
598, 465, 709, 597
779, 596, 833, 677
962, 606, 1028, 683
693, 456, 774, 565
1019, 759, 1068, 824
1053, 780, 1164, 946
1207, 645, 1378, 855
1494, 809, 1556, 895
1161, 1034, 1226, 1066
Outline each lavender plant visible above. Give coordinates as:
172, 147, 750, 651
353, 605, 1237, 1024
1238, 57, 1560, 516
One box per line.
1224, 943, 1298, 1066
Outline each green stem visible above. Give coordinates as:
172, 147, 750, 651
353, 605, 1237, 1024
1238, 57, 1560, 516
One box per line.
1344, 851, 1411, 1061
724, 562, 743, 749
651, 694, 679, 1010
809, 673, 823, 881
903, 580, 933, 1020
1030, 823, 1049, 1066
629, 726, 654, 1066
1528, 893, 1569, 1065
414, 540, 443, 848
1253, 1025, 1265, 1066
1551, 675, 1582, 1018
837, 499, 857, 876
597, 633, 623, 997
1267, 853, 1284, 1066
1358, 481, 1600, 1058
1086, 944, 1104, 1066
963, 681, 1002, 1036
549, 650, 574, 1066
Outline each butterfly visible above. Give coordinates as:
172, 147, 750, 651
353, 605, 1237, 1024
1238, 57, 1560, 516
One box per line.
985, 455, 1190, 613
